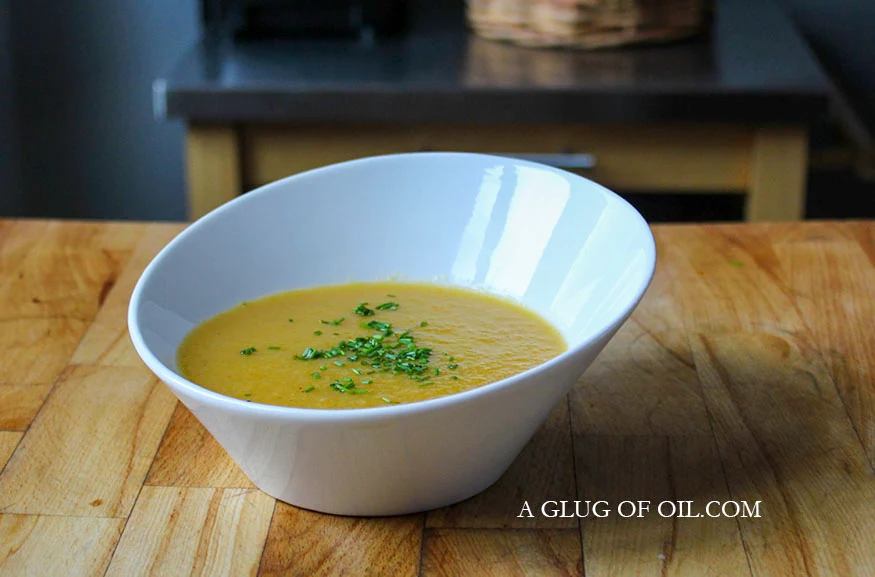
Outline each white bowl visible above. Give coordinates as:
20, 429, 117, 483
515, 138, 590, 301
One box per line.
128, 152, 655, 516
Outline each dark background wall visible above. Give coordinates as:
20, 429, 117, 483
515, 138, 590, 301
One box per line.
775, 0, 875, 138
3, 0, 197, 220
0, 0, 22, 215
0, 0, 872, 221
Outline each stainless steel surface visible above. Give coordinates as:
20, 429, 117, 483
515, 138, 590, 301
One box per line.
155, 0, 833, 125
503, 153, 597, 170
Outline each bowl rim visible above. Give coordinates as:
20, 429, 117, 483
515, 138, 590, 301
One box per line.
128, 151, 656, 423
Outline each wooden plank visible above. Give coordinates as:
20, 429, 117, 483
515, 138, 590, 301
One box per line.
0, 221, 51, 281
0, 514, 124, 576
575, 436, 750, 576
0, 220, 140, 277
773, 232, 875, 465
756, 220, 861, 245
664, 437, 755, 576
146, 403, 255, 489
0, 432, 22, 471
855, 220, 875, 269
187, 125, 241, 219
258, 504, 422, 577
0, 221, 140, 428
569, 247, 749, 574
0, 318, 89, 386
105, 486, 274, 577
659, 224, 875, 575
426, 401, 577, 529
243, 124, 753, 193
599, 249, 695, 368
0, 317, 89, 430
747, 127, 808, 222
571, 262, 711, 436
656, 225, 806, 334
690, 333, 875, 576
72, 223, 183, 367
0, 365, 177, 517
0, 221, 129, 321
421, 529, 582, 577
92, 221, 152, 251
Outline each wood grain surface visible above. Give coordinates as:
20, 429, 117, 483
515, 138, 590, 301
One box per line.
0, 219, 874, 576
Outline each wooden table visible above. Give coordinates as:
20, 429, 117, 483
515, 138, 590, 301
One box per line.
1, 219, 873, 575
160, 0, 832, 222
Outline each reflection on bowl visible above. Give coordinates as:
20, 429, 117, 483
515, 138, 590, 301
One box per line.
128, 152, 655, 516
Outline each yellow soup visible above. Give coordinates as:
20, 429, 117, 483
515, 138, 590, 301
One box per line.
178, 282, 567, 409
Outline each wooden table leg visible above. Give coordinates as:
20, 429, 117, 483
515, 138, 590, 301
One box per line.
746, 127, 809, 222
185, 124, 241, 220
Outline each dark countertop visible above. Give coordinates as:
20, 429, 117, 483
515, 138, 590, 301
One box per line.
155, 0, 833, 125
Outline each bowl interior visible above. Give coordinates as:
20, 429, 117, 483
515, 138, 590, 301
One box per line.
132, 153, 655, 378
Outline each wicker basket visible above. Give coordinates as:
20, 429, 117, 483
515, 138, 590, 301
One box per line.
467, 0, 712, 50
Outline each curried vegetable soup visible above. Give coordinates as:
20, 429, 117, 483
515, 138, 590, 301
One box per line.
178, 282, 567, 409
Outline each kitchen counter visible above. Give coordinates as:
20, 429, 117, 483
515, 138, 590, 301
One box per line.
155, 0, 833, 222
156, 0, 830, 125
0, 219, 873, 575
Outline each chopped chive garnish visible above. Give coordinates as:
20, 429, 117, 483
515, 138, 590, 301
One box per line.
354, 302, 374, 316
289, 312, 455, 387
243, 392, 251, 397
288, 319, 294, 323
319, 364, 328, 370
267, 346, 281, 350
303, 385, 315, 393
381, 397, 392, 403
419, 381, 433, 387
333, 332, 340, 336
386, 294, 396, 298
448, 363, 458, 370
321, 317, 345, 326
363, 379, 373, 385
450, 375, 459, 380
294, 347, 319, 360
329, 379, 367, 394
367, 320, 392, 333
448, 356, 454, 362
420, 321, 428, 327
312, 372, 321, 379
376, 302, 399, 311
314, 330, 322, 336
240, 347, 256, 356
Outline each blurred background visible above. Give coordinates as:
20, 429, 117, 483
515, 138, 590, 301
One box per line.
0, 0, 873, 222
